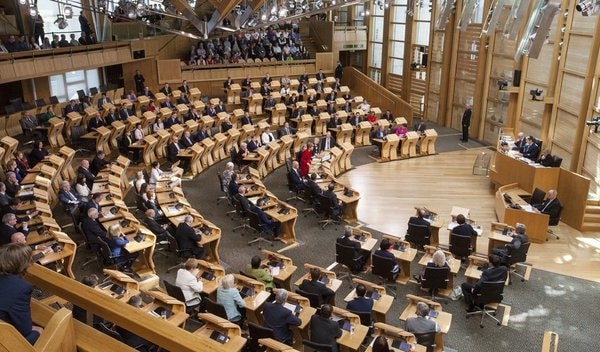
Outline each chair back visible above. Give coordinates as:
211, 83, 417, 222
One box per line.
348, 309, 372, 328
247, 322, 274, 352
247, 210, 266, 233
136, 194, 148, 212
449, 233, 473, 258
316, 194, 333, 216
97, 238, 117, 266
166, 233, 192, 259
204, 297, 228, 319
549, 205, 563, 226
530, 188, 546, 206
296, 288, 321, 308
552, 155, 563, 167
163, 279, 186, 303
474, 280, 505, 307
507, 241, 530, 265
414, 332, 436, 352
335, 242, 359, 271
406, 223, 431, 247
302, 339, 334, 352
371, 253, 397, 281
421, 266, 450, 292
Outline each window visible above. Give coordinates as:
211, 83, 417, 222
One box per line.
49, 69, 100, 103
390, 1, 407, 75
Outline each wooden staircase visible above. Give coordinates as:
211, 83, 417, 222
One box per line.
581, 199, 600, 231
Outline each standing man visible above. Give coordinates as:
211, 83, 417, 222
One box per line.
134, 70, 145, 95
461, 103, 472, 142
335, 61, 344, 81
79, 11, 93, 39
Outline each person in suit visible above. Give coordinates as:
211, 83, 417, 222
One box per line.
452, 214, 477, 238
346, 283, 374, 317
247, 136, 262, 151
142, 86, 154, 99
185, 107, 200, 122
164, 113, 180, 129
167, 136, 183, 163
299, 267, 334, 306
241, 111, 253, 126
179, 80, 190, 95
260, 82, 272, 97
278, 122, 295, 138
311, 137, 322, 154
305, 173, 323, 200
58, 181, 82, 214
349, 112, 361, 127
492, 223, 529, 258
77, 160, 97, 188
298, 73, 309, 83
215, 101, 226, 114
204, 104, 217, 117
519, 136, 540, 160
241, 76, 252, 91
64, 100, 79, 115
0, 182, 13, 207
461, 104, 472, 142
4, 172, 19, 199
289, 161, 305, 191
107, 224, 138, 270
309, 304, 342, 352
97, 93, 112, 109
175, 215, 205, 259
336, 226, 367, 273
134, 70, 145, 94
194, 125, 210, 143
104, 107, 118, 125
228, 173, 240, 197
160, 83, 172, 96
461, 254, 508, 312
534, 189, 562, 219
316, 69, 326, 83
373, 238, 400, 274
223, 77, 233, 92
180, 131, 195, 148
320, 131, 335, 151
0, 213, 29, 246
407, 208, 432, 242
119, 130, 139, 163
81, 208, 107, 249
119, 104, 133, 120
536, 148, 554, 167
323, 183, 343, 219
0, 243, 45, 345
90, 151, 110, 175
512, 132, 526, 150
236, 187, 281, 239
413, 117, 426, 133
144, 209, 170, 240
87, 113, 105, 132
177, 93, 190, 105
381, 110, 394, 122
161, 98, 175, 109
405, 302, 440, 334
261, 126, 276, 145
263, 289, 301, 345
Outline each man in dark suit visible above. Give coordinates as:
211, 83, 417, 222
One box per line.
336, 226, 367, 273
177, 93, 190, 105
223, 77, 233, 91
519, 136, 540, 160
180, 131, 195, 148
64, 100, 80, 115
413, 117, 426, 133
323, 183, 343, 219
194, 126, 210, 143
278, 122, 295, 138
452, 214, 477, 238
346, 284, 374, 318
0, 182, 14, 207
492, 223, 529, 259
142, 86, 154, 99
405, 302, 440, 334
164, 114, 180, 129
120, 130, 140, 163
179, 80, 190, 95
382, 110, 394, 122
306, 173, 323, 199
97, 93, 112, 109
166, 136, 182, 163
461, 254, 508, 312
0, 213, 29, 245
241, 76, 252, 92
373, 238, 400, 274
144, 209, 171, 240
90, 151, 110, 175
241, 111, 253, 126
81, 208, 107, 247
228, 173, 240, 197
58, 181, 81, 214
262, 289, 302, 345
298, 73, 309, 83
309, 304, 342, 352
105, 107, 119, 125
316, 69, 326, 82
320, 131, 335, 151
534, 189, 562, 220
134, 70, 145, 94
299, 267, 334, 306
349, 113, 361, 127
407, 208, 432, 235
82, 193, 102, 215
161, 99, 175, 109
215, 101, 226, 114
175, 215, 204, 259
87, 114, 105, 132
77, 160, 97, 188
461, 104, 472, 142
119, 104, 133, 120
185, 107, 200, 122
159, 83, 172, 96
289, 161, 305, 191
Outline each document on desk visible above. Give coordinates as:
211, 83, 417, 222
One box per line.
248, 196, 260, 205
270, 266, 280, 276
521, 204, 536, 213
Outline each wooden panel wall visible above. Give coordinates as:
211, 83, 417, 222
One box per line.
157, 60, 183, 83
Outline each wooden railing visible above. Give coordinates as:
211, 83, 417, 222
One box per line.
344, 67, 414, 123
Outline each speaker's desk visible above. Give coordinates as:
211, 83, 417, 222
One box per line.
495, 183, 548, 243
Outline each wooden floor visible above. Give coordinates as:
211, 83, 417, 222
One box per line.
337, 149, 600, 283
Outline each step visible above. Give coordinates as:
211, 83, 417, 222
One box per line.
581, 223, 600, 232
583, 213, 600, 222
585, 205, 600, 214
587, 199, 600, 206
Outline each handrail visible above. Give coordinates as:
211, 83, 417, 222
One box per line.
0, 41, 131, 62
181, 58, 317, 71
334, 25, 368, 31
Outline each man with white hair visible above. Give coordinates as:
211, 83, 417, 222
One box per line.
262, 289, 301, 345
10, 232, 52, 262
58, 181, 81, 213
175, 215, 205, 259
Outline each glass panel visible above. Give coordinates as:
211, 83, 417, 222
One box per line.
415, 22, 430, 45
394, 0, 408, 5
65, 70, 85, 83
373, 3, 385, 16
67, 82, 87, 101
391, 41, 405, 57
393, 24, 406, 40
415, 1, 432, 21
393, 5, 407, 23
49, 74, 66, 102
391, 58, 404, 75
86, 69, 100, 91
372, 17, 385, 42
370, 43, 383, 68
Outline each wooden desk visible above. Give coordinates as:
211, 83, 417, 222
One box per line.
167, 213, 222, 264
33, 231, 76, 278
195, 259, 226, 297
418, 246, 460, 296
446, 221, 483, 251
495, 183, 549, 243
399, 294, 451, 352
382, 234, 417, 285
337, 187, 361, 223
264, 203, 298, 245
366, 323, 423, 352
332, 306, 369, 352
343, 278, 394, 323
489, 151, 559, 193
260, 249, 297, 291
487, 229, 513, 255
464, 255, 490, 284
142, 289, 189, 327
94, 269, 141, 302
232, 274, 269, 325
194, 313, 247, 352
273, 289, 315, 346
294, 264, 342, 305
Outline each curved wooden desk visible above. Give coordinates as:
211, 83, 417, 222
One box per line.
495, 183, 549, 243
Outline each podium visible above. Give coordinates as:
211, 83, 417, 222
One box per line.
316, 112, 330, 135
47, 117, 65, 148
381, 134, 400, 161
255, 120, 270, 139
329, 147, 343, 176
226, 84, 239, 104
176, 104, 189, 120
155, 130, 171, 159
0, 136, 18, 167
170, 123, 184, 141
185, 119, 199, 134
249, 93, 263, 115
126, 115, 140, 132
405, 131, 419, 157
355, 121, 372, 146
189, 87, 201, 101
239, 124, 256, 144
336, 123, 353, 145
200, 115, 214, 130
279, 135, 294, 162
225, 128, 240, 155
352, 95, 364, 110
95, 126, 112, 156
336, 110, 348, 124
172, 89, 181, 100
293, 131, 310, 155
297, 114, 313, 136
142, 135, 158, 165
421, 129, 438, 155
142, 111, 157, 135
272, 103, 286, 126
232, 109, 244, 126
194, 313, 246, 351
371, 107, 382, 119
216, 112, 228, 130
159, 107, 173, 120
265, 141, 281, 173
192, 99, 205, 113
154, 92, 167, 104
212, 133, 228, 162
271, 80, 281, 91
339, 142, 354, 173
335, 97, 346, 109
255, 148, 270, 178
393, 117, 408, 129
65, 112, 82, 141
201, 138, 216, 167
289, 79, 299, 90
187, 143, 204, 176
58, 146, 77, 181
316, 99, 327, 112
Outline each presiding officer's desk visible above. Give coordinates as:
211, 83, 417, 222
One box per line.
381, 234, 417, 285
495, 183, 549, 243
399, 294, 452, 352
418, 246, 461, 296
343, 277, 394, 323
489, 151, 559, 193
365, 323, 425, 352
260, 249, 298, 291
194, 313, 247, 352
294, 263, 342, 305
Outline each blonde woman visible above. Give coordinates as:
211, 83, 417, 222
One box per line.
175, 258, 203, 305
216, 274, 245, 323
414, 249, 448, 283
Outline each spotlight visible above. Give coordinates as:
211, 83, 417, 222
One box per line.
128, 8, 136, 18
529, 88, 543, 101
365, 9, 370, 16
54, 15, 68, 29
64, 5, 73, 18
497, 80, 508, 90
98, 0, 106, 9
575, 0, 600, 16
586, 116, 600, 133
29, 5, 38, 17
19, 0, 27, 5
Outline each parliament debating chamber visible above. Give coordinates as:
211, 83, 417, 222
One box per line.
1, 0, 600, 351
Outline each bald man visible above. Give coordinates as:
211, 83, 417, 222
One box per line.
10, 232, 52, 262
535, 189, 562, 221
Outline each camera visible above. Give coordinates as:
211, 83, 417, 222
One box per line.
586, 116, 600, 133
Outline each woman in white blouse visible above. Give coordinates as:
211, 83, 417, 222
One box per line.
175, 259, 203, 305
75, 174, 91, 202
153, 117, 165, 133
149, 161, 163, 185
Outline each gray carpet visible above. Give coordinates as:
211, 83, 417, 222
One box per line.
53, 125, 597, 352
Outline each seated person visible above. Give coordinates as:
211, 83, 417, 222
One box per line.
406, 208, 431, 245
58, 180, 82, 214
309, 304, 342, 352
175, 258, 203, 305
299, 267, 334, 306
405, 302, 440, 334
235, 187, 281, 239
143, 209, 170, 240
499, 141, 510, 154
461, 254, 508, 312
305, 173, 323, 200
323, 183, 343, 220
374, 238, 400, 275
492, 223, 529, 260
245, 255, 274, 291
72, 275, 103, 328
336, 226, 367, 273
289, 161, 305, 191
175, 215, 205, 259
534, 189, 562, 220
216, 274, 246, 323
346, 284, 374, 319
519, 135, 540, 160
115, 295, 155, 350
107, 224, 138, 272
536, 149, 553, 166
81, 208, 107, 246
452, 214, 477, 239
414, 249, 449, 283
262, 289, 302, 346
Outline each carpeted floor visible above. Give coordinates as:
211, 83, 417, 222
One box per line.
52, 124, 598, 352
